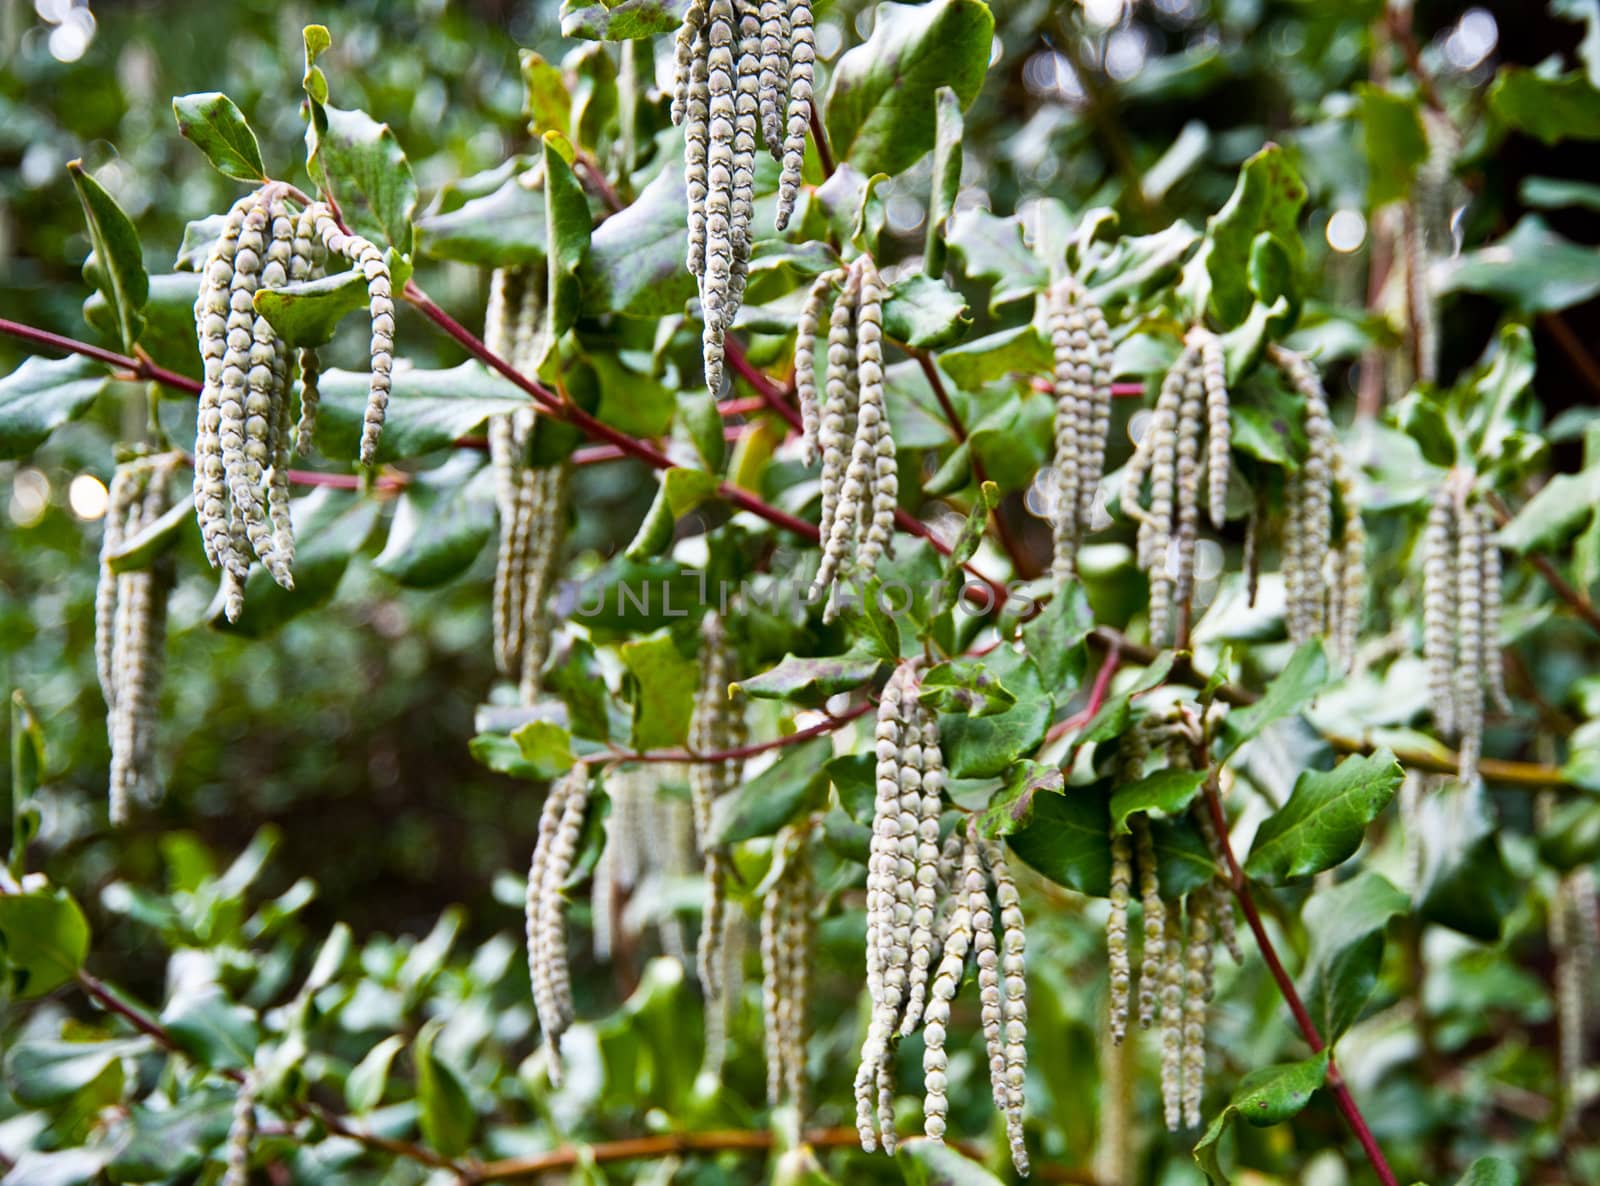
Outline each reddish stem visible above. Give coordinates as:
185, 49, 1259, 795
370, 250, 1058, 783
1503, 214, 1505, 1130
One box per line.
1046, 639, 1122, 742
808, 107, 836, 179
611, 701, 872, 765
0, 317, 202, 395
1201, 783, 1399, 1186
726, 337, 803, 431
1031, 376, 1147, 400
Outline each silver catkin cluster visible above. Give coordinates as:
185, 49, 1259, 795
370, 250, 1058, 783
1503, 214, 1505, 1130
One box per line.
1105, 705, 1237, 1132
1421, 475, 1507, 784
1270, 345, 1367, 668
97, 453, 180, 825
689, 612, 749, 1066
1549, 864, 1598, 1130
221, 1072, 256, 1186
526, 763, 594, 1085
761, 822, 816, 1119
1047, 278, 1115, 583
486, 267, 571, 703
193, 187, 394, 619
1122, 328, 1230, 646
591, 764, 697, 970
798, 256, 895, 619
675, 0, 814, 392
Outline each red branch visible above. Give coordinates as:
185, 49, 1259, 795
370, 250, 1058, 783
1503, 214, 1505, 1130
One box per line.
1046, 638, 1122, 742
1200, 783, 1399, 1186
608, 701, 872, 765
0, 317, 201, 394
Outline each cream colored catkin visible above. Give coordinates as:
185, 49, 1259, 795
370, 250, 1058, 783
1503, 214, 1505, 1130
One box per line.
1197, 329, 1230, 529
690, 613, 745, 1001
923, 834, 978, 1144
811, 264, 861, 603
1107, 829, 1133, 1044
1159, 906, 1185, 1132
1181, 893, 1212, 1129
795, 269, 843, 465
899, 697, 944, 1037
1455, 490, 1485, 784
1271, 346, 1334, 641
727, 10, 760, 316
1422, 480, 1458, 738
289, 206, 321, 456
985, 838, 1030, 1175
698, 0, 738, 391
310, 208, 394, 466
776, 0, 814, 231
221, 1073, 256, 1186
1130, 813, 1165, 1030
970, 837, 1009, 1128
1047, 281, 1085, 580
1171, 347, 1207, 622
193, 200, 245, 574
779, 827, 815, 1117
857, 259, 897, 577
672, 0, 708, 125
217, 198, 267, 594
517, 465, 572, 702
529, 764, 592, 1085
1479, 500, 1509, 713
487, 267, 532, 677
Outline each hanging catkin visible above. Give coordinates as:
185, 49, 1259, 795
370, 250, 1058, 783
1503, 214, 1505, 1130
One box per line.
221, 1073, 256, 1186
192, 189, 396, 618
690, 613, 747, 1024
800, 255, 896, 618
1047, 278, 1114, 582
98, 453, 179, 826
760, 823, 816, 1118
674, 0, 815, 391
526, 763, 593, 1085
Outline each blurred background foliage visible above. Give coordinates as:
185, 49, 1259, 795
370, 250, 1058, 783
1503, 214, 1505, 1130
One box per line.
2, 1, 1600, 1184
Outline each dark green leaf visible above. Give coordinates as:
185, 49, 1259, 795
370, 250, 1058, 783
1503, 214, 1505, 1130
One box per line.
924, 86, 964, 277
920, 657, 1017, 717
711, 737, 832, 844
171, 91, 267, 181
897, 1137, 1007, 1186
559, 0, 681, 39
416, 170, 547, 267
252, 268, 371, 349
0, 889, 89, 998
620, 633, 698, 750
373, 464, 496, 588
307, 102, 419, 253
734, 653, 883, 707
1495, 465, 1600, 554
626, 478, 678, 562
68, 162, 148, 353
1454, 1157, 1519, 1186
414, 1019, 476, 1158
1355, 85, 1428, 206
1108, 770, 1207, 834
1204, 144, 1306, 329
977, 760, 1064, 838
1244, 749, 1404, 884
345, 1034, 405, 1114
825, 0, 994, 178
1193, 1051, 1330, 1185
590, 353, 675, 439
312, 362, 529, 462
852, 579, 902, 661
581, 165, 695, 317
1443, 216, 1600, 313
1006, 787, 1111, 895
1021, 585, 1093, 692
1490, 67, 1600, 145
1301, 870, 1407, 1039
1217, 642, 1329, 760
160, 989, 259, 1071
936, 325, 1052, 393
941, 651, 1051, 779
5, 1038, 146, 1107
946, 210, 1048, 311
544, 133, 592, 350
882, 273, 971, 349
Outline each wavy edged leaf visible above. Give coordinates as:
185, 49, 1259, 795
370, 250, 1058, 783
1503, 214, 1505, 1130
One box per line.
1217, 641, 1329, 760
734, 653, 884, 707
559, 0, 681, 39
1301, 870, 1407, 1039
253, 268, 371, 349
306, 90, 418, 253
69, 162, 148, 352
372, 463, 497, 588
0, 355, 108, 460
312, 362, 530, 462
0, 888, 89, 998
1193, 1051, 1330, 1185
1244, 749, 1404, 884
172, 91, 267, 181
711, 737, 832, 844
1108, 769, 1207, 835
582, 165, 697, 317
414, 1019, 476, 1158
824, 0, 995, 178
620, 633, 698, 750
1203, 143, 1306, 329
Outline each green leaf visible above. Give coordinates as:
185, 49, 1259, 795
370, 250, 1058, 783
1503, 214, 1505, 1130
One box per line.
171, 92, 266, 181
711, 737, 832, 844
210, 490, 380, 636
9, 691, 43, 873
373, 464, 496, 588
582, 166, 698, 317
414, 1019, 476, 1158
1495, 465, 1600, 554
307, 102, 419, 253
550, 638, 612, 742
851, 579, 902, 661
940, 651, 1051, 779
104, 499, 194, 575
734, 653, 883, 707
1490, 67, 1600, 145
924, 86, 964, 277
1443, 215, 1600, 313
107, 1086, 233, 1182
1454, 1157, 1519, 1186
590, 353, 675, 439
936, 325, 1052, 392
5, 1038, 146, 1107
68, 162, 148, 353
824, 0, 995, 178
512, 720, 577, 779
559, 0, 681, 39
543, 133, 592, 351
470, 732, 550, 781
302, 24, 332, 105
920, 658, 1017, 717
0, 888, 89, 998
1193, 1051, 1330, 1185
1301, 870, 1407, 1040
312, 362, 530, 462
626, 478, 678, 562
1021, 585, 1093, 691
345, 1034, 405, 1113
416, 169, 547, 267
946, 210, 1048, 311
160, 989, 259, 1071
1004, 787, 1110, 896
1217, 641, 1329, 760
520, 50, 573, 138
1, 1149, 110, 1186
252, 268, 371, 349
1108, 770, 1207, 835
1414, 781, 1518, 942
977, 760, 1065, 838
620, 633, 698, 750
1355, 85, 1428, 207
1244, 749, 1404, 884
1204, 144, 1306, 329
897, 1137, 1006, 1186
1073, 653, 1175, 749
882, 273, 971, 349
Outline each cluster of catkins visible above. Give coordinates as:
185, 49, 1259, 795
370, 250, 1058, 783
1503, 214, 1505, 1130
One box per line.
96, 453, 180, 825
1105, 704, 1242, 1132
796, 255, 896, 618
193, 185, 394, 619
689, 614, 749, 1045
760, 822, 816, 1118
1549, 862, 1598, 1127
1422, 474, 1506, 784
1123, 327, 1231, 645
855, 665, 1030, 1174
591, 765, 696, 971
221, 1073, 256, 1186
674, 0, 814, 391
485, 266, 570, 702
1047, 278, 1115, 582
526, 762, 593, 1085
1271, 345, 1365, 667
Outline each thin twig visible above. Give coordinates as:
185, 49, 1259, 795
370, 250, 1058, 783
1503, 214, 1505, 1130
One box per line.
1046, 637, 1122, 742
608, 702, 872, 764
1483, 492, 1600, 636
0, 317, 201, 395
808, 107, 835, 179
